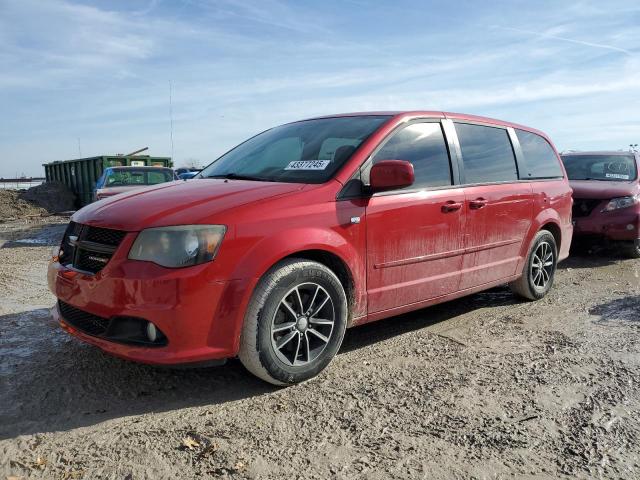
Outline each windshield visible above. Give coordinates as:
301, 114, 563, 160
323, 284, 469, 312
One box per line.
105, 169, 174, 187
200, 116, 390, 183
561, 154, 638, 181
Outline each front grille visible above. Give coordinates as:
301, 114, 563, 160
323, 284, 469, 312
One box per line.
58, 300, 110, 336
76, 249, 112, 273
572, 199, 602, 218
85, 226, 127, 246
58, 222, 127, 274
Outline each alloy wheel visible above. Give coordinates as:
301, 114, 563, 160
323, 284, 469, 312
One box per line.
531, 241, 554, 289
270, 282, 335, 367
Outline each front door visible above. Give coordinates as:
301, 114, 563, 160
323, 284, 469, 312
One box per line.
365, 121, 465, 314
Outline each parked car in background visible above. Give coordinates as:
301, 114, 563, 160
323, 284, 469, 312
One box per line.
44, 155, 173, 207
175, 167, 201, 176
560, 151, 639, 258
178, 171, 200, 180
94, 166, 177, 201
49, 111, 572, 385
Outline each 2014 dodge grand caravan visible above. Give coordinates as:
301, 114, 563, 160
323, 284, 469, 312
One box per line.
48, 111, 573, 385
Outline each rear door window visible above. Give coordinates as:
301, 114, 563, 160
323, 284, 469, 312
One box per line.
371, 122, 452, 189
455, 123, 518, 183
515, 129, 563, 179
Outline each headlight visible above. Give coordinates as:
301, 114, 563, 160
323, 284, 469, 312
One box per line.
128, 225, 226, 268
602, 194, 640, 212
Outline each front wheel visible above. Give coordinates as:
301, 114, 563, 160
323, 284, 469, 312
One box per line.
510, 230, 558, 301
239, 258, 348, 385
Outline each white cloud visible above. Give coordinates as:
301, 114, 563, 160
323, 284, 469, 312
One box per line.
494, 25, 633, 56
1, 0, 639, 175
182, 0, 330, 34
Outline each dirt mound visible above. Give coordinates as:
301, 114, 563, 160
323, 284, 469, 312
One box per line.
0, 182, 76, 221
0, 190, 48, 221
19, 181, 76, 214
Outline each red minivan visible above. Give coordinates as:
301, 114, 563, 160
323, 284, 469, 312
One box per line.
48, 111, 573, 385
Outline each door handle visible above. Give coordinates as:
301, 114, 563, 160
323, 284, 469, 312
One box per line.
441, 201, 463, 213
469, 198, 488, 209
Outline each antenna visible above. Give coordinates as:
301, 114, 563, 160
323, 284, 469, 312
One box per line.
169, 81, 175, 162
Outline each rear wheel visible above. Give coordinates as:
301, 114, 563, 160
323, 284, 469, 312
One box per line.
239, 258, 348, 385
510, 230, 558, 301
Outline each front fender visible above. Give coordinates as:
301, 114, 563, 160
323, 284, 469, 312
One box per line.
221, 227, 365, 354
232, 227, 364, 298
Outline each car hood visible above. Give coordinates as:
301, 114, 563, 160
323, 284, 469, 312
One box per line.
569, 180, 639, 200
74, 179, 306, 231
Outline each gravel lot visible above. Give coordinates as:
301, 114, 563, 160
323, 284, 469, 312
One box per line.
1, 219, 639, 479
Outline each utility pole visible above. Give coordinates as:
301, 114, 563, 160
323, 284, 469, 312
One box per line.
78, 138, 82, 157
169, 81, 175, 162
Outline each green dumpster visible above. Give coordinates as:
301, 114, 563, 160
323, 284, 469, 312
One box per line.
43, 155, 173, 207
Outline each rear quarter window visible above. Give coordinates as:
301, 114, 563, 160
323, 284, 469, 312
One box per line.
515, 129, 563, 179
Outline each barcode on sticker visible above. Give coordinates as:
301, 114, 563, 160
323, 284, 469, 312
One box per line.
285, 160, 330, 170
605, 173, 630, 180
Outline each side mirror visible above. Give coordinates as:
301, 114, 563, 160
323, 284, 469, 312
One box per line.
369, 160, 415, 192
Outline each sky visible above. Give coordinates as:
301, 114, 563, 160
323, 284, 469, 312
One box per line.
0, 0, 639, 177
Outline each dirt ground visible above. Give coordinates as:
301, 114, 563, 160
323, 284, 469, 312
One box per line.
1, 219, 639, 479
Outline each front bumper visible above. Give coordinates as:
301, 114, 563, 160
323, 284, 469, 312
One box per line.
573, 208, 639, 242
48, 258, 248, 365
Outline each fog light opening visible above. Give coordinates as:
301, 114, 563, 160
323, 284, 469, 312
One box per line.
626, 224, 634, 231
146, 322, 158, 342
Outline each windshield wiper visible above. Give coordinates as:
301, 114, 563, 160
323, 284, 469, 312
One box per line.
206, 173, 267, 181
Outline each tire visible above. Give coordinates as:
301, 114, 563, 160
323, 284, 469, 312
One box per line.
510, 230, 558, 301
623, 240, 640, 259
239, 258, 348, 386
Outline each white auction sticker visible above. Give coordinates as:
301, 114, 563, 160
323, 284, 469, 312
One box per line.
285, 160, 330, 170
605, 173, 630, 180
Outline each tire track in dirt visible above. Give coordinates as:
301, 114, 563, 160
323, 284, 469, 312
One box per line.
0, 221, 639, 479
